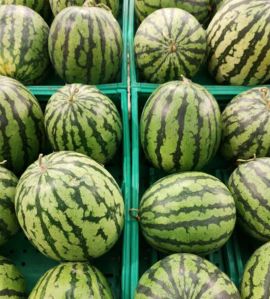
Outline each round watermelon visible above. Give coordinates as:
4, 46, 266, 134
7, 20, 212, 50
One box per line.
0, 166, 19, 246
140, 79, 221, 173
135, 253, 240, 298
228, 157, 270, 241
0, 0, 51, 20
139, 172, 236, 255
29, 262, 113, 298
135, 0, 212, 24
0, 76, 45, 175
48, 5, 122, 85
15, 151, 124, 261
207, 0, 270, 85
221, 87, 270, 161
44, 84, 122, 164
0, 5, 49, 84
0, 256, 26, 297
241, 241, 270, 299
49, 0, 119, 17
134, 8, 207, 83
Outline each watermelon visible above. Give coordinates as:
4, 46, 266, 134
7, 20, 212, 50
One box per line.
221, 87, 270, 162
134, 8, 207, 83
0, 166, 19, 246
140, 79, 221, 173
241, 241, 270, 299
0, 76, 45, 174
49, 0, 119, 17
48, 5, 122, 85
135, 253, 240, 298
139, 172, 236, 255
0, 0, 51, 20
15, 151, 124, 261
29, 262, 113, 298
135, 0, 212, 24
228, 157, 270, 241
0, 5, 49, 84
44, 84, 122, 164
0, 256, 26, 298
207, 0, 270, 85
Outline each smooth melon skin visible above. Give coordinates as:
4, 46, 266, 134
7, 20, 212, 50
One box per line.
221, 87, 270, 162
134, 8, 207, 83
29, 262, 113, 299
135, 253, 241, 299
0, 256, 26, 298
0, 166, 19, 246
207, 0, 270, 85
139, 172, 236, 255
228, 157, 270, 241
241, 242, 270, 299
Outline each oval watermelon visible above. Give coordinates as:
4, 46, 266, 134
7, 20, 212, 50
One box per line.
134, 8, 207, 83
135, 0, 212, 24
15, 151, 124, 261
0, 76, 45, 174
139, 172, 236, 255
44, 84, 122, 164
140, 79, 221, 173
241, 241, 270, 299
48, 5, 122, 85
207, 0, 270, 85
29, 262, 113, 298
0, 5, 49, 84
49, 0, 119, 17
0, 256, 26, 298
221, 87, 270, 161
228, 157, 270, 241
0, 166, 19, 246
135, 253, 240, 298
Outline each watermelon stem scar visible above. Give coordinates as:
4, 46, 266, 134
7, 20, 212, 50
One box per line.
38, 154, 47, 173
181, 75, 191, 84
0, 160, 7, 165
69, 88, 79, 103
129, 208, 140, 221
237, 154, 257, 165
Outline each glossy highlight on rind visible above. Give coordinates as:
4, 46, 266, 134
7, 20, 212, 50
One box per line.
29, 262, 113, 299
228, 157, 270, 241
140, 80, 221, 173
0, 76, 45, 174
134, 8, 207, 83
15, 151, 124, 261
135, 253, 241, 299
139, 172, 236, 255
48, 6, 122, 84
44, 84, 122, 164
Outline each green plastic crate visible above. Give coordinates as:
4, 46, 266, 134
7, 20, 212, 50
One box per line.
27, 0, 129, 89
130, 85, 267, 298
128, 0, 265, 93
0, 87, 131, 299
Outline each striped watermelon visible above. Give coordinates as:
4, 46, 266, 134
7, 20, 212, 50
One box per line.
0, 256, 26, 298
135, 0, 212, 24
241, 241, 270, 299
221, 87, 270, 162
140, 80, 221, 173
0, 5, 49, 84
0, 76, 45, 174
44, 84, 122, 164
48, 5, 122, 85
15, 151, 124, 261
139, 172, 236, 255
0, 166, 19, 246
135, 253, 241, 298
29, 262, 113, 298
49, 0, 119, 17
0, 0, 51, 20
207, 0, 270, 85
228, 158, 270, 241
134, 8, 207, 83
